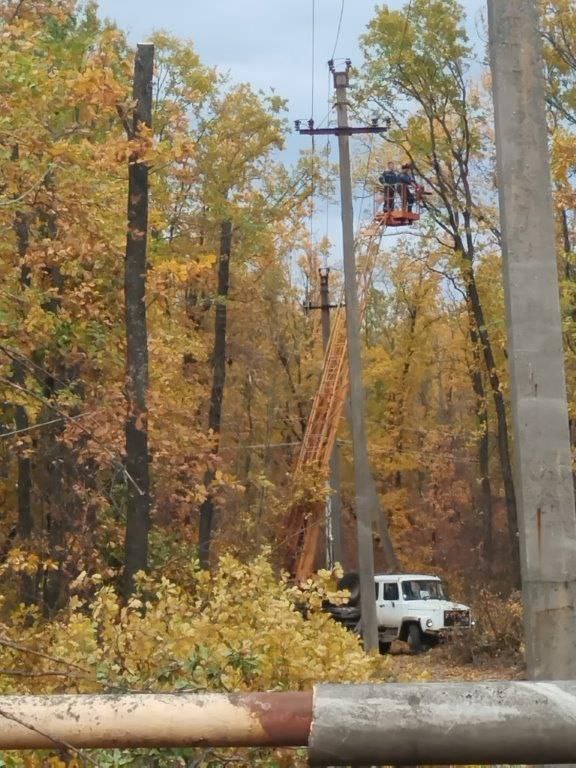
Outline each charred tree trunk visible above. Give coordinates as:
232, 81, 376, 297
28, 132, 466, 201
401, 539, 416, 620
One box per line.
122, 44, 154, 596
199, 220, 232, 569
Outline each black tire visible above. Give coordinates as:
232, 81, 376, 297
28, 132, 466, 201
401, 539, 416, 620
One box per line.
378, 640, 391, 655
407, 622, 424, 653
337, 572, 360, 607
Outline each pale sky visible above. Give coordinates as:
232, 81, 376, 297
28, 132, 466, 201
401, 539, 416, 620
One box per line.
95, 0, 485, 264
96, 1, 485, 137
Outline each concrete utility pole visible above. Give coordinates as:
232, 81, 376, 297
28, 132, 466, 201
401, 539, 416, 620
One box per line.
488, 0, 576, 679
318, 268, 343, 568
332, 61, 378, 651
296, 61, 389, 650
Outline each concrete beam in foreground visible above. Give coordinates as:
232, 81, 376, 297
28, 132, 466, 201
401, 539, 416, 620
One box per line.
1, 682, 576, 764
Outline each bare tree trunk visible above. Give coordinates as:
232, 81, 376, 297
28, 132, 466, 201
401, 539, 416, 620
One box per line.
561, 207, 573, 279
393, 304, 418, 489
41, 421, 65, 616
30, 164, 68, 612
276, 346, 307, 440
12, 208, 34, 604
122, 44, 154, 596
12, 211, 32, 543
414, 106, 519, 579
242, 373, 254, 484
468, 323, 494, 565
465, 274, 519, 582
198, 220, 232, 569
36, 167, 84, 612
14, 394, 32, 540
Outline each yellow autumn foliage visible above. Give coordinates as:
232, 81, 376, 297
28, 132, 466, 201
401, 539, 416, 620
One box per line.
0, 554, 387, 766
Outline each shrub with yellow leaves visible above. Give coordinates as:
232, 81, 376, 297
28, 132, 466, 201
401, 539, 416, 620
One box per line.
0, 553, 388, 767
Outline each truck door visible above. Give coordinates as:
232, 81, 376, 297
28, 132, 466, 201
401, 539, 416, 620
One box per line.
376, 581, 400, 627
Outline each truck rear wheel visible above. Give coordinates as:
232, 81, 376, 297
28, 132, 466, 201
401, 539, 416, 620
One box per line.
378, 640, 391, 655
337, 572, 360, 606
407, 622, 424, 653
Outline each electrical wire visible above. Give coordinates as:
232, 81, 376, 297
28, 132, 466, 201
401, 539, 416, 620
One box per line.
222, 440, 302, 451
306, 0, 351, 270
355, 133, 376, 235
0, 344, 70, 391
311, 0, 316, 121
339, 440, 478, 466
323, 67, 332, 269
0, 411, 98, 440
330, 0, 345, 61
395, 0, 414, 67
309, 0, 317, 266
224, 437, 478, 467
365, 0, 415, 178
348, 0, 420, 246
0, 351, 144, 494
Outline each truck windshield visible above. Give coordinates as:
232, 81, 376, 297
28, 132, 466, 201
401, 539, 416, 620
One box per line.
401, 579, 444, 600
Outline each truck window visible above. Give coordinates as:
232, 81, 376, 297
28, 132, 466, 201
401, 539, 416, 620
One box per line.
375, 582, 380, 600
401, 579, 445, 600
382, 583, 399, 601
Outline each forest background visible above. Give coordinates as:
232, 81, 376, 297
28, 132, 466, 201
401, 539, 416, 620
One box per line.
0, 0, 574, 766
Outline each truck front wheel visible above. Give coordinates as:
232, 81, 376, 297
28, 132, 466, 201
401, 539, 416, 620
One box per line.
407, 623, 424, 653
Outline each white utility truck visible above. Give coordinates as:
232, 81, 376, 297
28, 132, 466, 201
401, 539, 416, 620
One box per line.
326, 572, 473, 653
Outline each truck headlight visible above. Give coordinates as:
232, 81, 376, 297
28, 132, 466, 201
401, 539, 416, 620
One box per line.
426, 618, 433, 628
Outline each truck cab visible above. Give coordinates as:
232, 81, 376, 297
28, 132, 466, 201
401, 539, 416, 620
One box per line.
374, 573, 472, 652
326, 572, 473, 653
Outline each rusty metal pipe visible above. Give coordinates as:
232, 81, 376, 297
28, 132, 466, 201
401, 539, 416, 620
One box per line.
4, 681, 576, 764
309, 682, 576, 765
0, 692, 312, 749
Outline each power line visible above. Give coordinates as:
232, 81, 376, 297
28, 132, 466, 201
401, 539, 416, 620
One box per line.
311, 0, 316, 120
0, 366, 144, 496
395, 0, 414, 67
225, 439, 477, 466
0, 345, 70, 391
309, 0, 318, 261
304, 0, 352, 260
324, 67, 332, 268
330, 0, 345, 61
0, 411, 99, 440
355, 133, 376, 234
339, 439, 478, 466
222, 440, 302, 451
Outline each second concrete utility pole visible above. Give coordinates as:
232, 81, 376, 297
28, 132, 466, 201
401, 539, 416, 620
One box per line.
296, 60, 393, 650
331, 63, 379, 651
488, 0, 576, 681
319, 268, 343, 568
